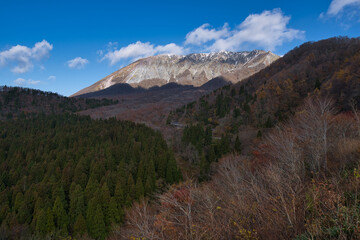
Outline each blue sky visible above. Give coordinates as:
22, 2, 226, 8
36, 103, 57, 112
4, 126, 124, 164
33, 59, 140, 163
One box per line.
1, 0, 360, 96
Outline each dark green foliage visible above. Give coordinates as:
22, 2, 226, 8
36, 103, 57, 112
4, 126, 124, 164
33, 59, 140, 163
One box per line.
35, 209, 47, 236
199, 151, 210, 181
182, 124, 205, 152
233, 108, 241, 118
166, 151, 181, 184
73, 214, 86, 236
92, 205, 106, 240
0, 86, 118, 121
216, 92, 231, 118
234, 135, 242, 154
45, 208, 55, 234
135, 176, 144, 200
204, 126, 212, 146
53, 197, 68, 232
69, 184, 85, 225
264, 116, 273, 128
0, 114, 178, 238
182, 123, 231, 179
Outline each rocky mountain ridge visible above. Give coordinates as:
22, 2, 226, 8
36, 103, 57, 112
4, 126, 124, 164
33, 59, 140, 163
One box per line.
72, 50, 279, 96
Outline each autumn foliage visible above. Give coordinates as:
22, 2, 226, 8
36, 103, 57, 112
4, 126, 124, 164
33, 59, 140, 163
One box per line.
115, 96, 360, 240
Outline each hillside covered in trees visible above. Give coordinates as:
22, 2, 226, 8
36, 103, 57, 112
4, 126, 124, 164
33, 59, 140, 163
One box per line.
0, 114, 181, 239
0, 86, 118, 120
166, 37, 360, 178
170, 37, 360, 131
118, 96, 360, 240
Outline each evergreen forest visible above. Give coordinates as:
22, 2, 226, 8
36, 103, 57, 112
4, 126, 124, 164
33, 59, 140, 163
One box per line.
0, 114, 181, 239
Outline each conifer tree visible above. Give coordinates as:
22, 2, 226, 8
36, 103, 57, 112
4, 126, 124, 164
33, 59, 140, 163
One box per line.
135, 176, 144, 200
45, 207, 55, 234
234, 135, 242, 154
92, 204, 106, 240
69, 184, 85, 224
35, 209, 47, 236
114, 181, 125, 206
73, 214, 86, 236
84, 177, 99, 203
108, 197, 122, 224
204, 126, 212, 146
126, 174, 136, 206
207, 145, 216, 163
86, 197, 97, 235
53, 196, 68, 232
100, 183, 111, 226
146, 159, 156, 188
144, 176, 153, 196
199, 151, 210, 181
166, 152, 179, 184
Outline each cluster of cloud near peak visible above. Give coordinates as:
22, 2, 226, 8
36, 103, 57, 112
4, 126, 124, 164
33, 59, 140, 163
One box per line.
101, 42, 185, 66
0, 40, 53, 74
102, 9, 304, 66
187, 9, 304, 52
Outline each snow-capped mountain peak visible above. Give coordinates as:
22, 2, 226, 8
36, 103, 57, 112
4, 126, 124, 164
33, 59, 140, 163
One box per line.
72, 50, 279, 97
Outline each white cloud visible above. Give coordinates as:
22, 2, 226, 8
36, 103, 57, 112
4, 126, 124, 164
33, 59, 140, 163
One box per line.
327, 0, 360, 16
101, 8, 302, 65
185, 23, 230, 45
67, 57, 89, 69
155, 43, 185, 55
206, 9, 304, 52
48, 75, 56, 80
0, 40, 53, 74
14, 78, 40, 86
102, 41, 185, 66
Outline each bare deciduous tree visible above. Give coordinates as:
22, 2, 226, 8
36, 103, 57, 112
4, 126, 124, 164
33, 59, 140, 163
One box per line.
295, 96, 336, 171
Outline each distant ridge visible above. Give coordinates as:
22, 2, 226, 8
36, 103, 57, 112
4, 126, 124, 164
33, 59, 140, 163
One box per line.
74, 77, 230, 99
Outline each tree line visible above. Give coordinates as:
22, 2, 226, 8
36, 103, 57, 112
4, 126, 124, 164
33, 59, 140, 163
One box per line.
0, 86, 118, 120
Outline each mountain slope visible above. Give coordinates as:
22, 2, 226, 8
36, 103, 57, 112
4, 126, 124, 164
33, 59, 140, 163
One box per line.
72, 50, 279, 97
170, 37, 360, 130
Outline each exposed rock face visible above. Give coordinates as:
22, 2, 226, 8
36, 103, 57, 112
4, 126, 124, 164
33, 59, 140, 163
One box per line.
72, 50, 279, 97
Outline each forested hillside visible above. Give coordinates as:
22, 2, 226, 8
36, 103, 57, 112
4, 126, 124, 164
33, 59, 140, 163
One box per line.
167, 37, 360, 178
118, 96, 360, 240
0, 86, 118, 120
170, 37, 360, 130
0, 114, 181, 239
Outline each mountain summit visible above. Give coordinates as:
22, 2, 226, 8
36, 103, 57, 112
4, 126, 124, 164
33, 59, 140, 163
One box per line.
72, 50, 279, 97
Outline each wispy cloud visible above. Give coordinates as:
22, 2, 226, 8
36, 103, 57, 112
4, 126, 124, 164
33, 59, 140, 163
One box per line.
14, 78, 40, 86
101, 8, 303, 66
326, 0, 360, 16
67, 57, 89, 69
48, 75, 56, 80
0, 40, 53, 74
